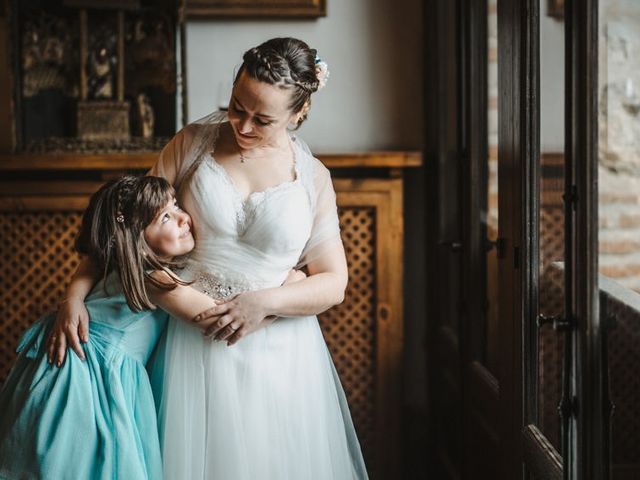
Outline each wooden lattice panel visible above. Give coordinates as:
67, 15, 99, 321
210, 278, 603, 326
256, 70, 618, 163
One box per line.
0, 212, 82, 381
606, 296, 640, 466
1, 208, 380, 462
319, 206, 377, 474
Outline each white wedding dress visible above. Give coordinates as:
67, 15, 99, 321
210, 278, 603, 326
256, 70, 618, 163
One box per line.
150, 113, 368, 480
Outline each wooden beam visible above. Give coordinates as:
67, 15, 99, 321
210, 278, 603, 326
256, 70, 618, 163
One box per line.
0, 151, 423, 171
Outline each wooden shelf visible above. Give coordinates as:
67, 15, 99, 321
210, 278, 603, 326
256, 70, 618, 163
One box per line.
0, 151, 422, 171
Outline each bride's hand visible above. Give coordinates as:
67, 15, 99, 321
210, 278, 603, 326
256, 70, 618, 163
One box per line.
193, 290, 270, 345
191, 269, 305, 345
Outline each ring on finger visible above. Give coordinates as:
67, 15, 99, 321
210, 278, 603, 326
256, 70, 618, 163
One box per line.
206, 328, 217, 338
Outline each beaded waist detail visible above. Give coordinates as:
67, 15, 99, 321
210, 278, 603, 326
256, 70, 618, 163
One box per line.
190, 270, 269, 300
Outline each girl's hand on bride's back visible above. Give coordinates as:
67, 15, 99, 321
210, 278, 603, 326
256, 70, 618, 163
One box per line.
47, 297, 89, 366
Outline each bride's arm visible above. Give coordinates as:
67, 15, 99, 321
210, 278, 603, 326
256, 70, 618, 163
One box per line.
255, 242, 348, 317
195, 243, 347, 345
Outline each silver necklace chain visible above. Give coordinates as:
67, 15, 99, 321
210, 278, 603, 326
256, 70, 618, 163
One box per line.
237, 139, 294, 165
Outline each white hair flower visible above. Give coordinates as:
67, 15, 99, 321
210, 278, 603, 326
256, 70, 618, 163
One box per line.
315, 55, 330, 91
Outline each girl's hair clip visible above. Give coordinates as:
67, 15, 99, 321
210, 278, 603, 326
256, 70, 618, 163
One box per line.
116, 213, 125, 223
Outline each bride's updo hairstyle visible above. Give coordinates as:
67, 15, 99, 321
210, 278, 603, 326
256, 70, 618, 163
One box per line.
235, 37, 320, 127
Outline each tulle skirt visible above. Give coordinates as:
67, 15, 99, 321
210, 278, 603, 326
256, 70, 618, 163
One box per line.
158, 315, 368, 479
0, 314, 163, 480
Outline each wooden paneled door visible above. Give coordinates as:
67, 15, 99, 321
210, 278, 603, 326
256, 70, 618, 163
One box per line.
425, 0, 506, 476
427, 0, 605, 478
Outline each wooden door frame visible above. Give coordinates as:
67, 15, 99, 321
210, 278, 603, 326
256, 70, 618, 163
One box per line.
515, 0, 568, 477
460, 0, 502, 476
567, 0, 605, 478
496, 0, 547, 478
423, 0, 536, 476
423, 0, 464, 477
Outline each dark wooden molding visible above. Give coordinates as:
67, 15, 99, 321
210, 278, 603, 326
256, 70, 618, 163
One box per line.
522, 424, 563, 479
0, 0, 15, 152
185, 0, 326, 19
0, 151, 422, 172
423, 0, 466, 477
568, 0, 605, 477
497, 0, 543, 477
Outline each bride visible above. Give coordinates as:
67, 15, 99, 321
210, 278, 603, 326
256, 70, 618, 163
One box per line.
52, 37, 368, 479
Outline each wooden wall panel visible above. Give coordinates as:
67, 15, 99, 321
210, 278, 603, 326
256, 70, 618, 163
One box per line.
0, 175, 405, 479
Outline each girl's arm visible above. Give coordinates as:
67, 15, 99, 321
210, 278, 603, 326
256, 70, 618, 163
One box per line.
48, 257, 99, 365
194, 243, 348, 345
148, 272, 220, 324
148, 268, 309, 335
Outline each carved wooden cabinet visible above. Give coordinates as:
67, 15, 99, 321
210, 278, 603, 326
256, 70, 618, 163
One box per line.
0, 1, 185, 153
0, 152, 418, 479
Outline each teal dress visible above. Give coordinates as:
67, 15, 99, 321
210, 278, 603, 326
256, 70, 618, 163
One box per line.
0, 272, 168, 480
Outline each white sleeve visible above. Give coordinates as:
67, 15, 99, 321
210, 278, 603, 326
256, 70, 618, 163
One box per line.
148, 124, 200, 187
297, 158, 342, 268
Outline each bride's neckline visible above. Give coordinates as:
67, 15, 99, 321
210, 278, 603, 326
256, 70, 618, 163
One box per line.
207, 122, 300, 204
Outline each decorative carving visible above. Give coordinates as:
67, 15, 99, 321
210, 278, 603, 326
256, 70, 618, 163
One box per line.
63, 0, 140, 9
22, 136, 171, 154
136, 93, 155, 138
21, 12, 78, 98
76, 100, 130, 141
75, 10, 130, 141
10, 1, 182, 150
126, 12, 176, 94
87, 22, 118, 99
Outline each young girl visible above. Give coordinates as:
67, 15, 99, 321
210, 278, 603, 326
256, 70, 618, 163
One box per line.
0, 175, 300, 479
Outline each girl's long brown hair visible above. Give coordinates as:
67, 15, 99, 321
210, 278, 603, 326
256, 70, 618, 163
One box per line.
76, 175, 189, 312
